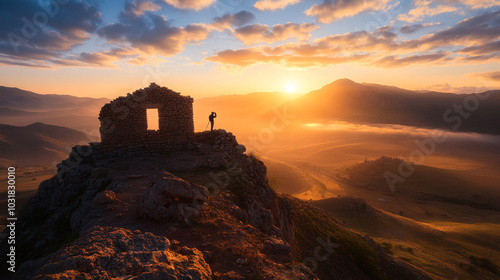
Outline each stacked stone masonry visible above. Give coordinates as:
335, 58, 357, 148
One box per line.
99, 83, 194, 153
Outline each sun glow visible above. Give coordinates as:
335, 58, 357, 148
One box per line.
285, 82, 297, 94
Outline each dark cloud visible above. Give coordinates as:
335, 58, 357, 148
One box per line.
45, 1, 101, 38
409, 10, 500, 49
234, 23, 318, 45
212, 11, 256, 31
374, 52, 449, 68
460, 40, 500, 55
0, 0, 101, 65
97, 4, 210, 56
305, 0, 391, 23
211, 11, 316, 45
400, 23, 439, 34
460, 53, 500, 62
0, 54, 50, 68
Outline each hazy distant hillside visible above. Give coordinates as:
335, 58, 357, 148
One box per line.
0, 86, 108, 131
0, 86, 107, 110
0, 122, 93, 166
194, 91, 293, 131
279, 79, 500, 135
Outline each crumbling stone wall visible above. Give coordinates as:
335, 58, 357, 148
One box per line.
99, 83, 194, 153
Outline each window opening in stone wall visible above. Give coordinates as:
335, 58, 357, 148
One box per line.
147, 108, 160, 130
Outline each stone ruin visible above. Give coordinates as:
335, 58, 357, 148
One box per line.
98, 83, 194, 153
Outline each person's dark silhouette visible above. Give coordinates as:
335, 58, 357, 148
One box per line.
209, 112, 217, 131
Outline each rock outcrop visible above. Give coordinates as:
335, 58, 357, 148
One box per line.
137, 172, 209, 222
18, 226, 212, 280
1, 130, 431, 280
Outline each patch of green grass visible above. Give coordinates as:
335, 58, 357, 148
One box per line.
290, 198, 386, 280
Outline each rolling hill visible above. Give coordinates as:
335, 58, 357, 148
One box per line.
4, 80, 499, 136
0, 86, 108, 131
0, 122, 94, 166
273, 79, 500, 135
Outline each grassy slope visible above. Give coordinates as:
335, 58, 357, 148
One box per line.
284, 196, 430, 280
311, 197, 500, 279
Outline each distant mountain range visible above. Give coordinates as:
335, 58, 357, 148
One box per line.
1, 80, 499, 136
0, 86, 108, 132
0, 122, 94, 166
277, 79, 500, 135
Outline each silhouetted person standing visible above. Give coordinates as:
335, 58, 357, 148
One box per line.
209, 112, 217, 131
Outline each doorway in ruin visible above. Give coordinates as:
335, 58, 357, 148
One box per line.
147, 108, 160, 131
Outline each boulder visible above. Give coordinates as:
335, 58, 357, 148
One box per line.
137, 172, 208, 223
19, 226, 212, 280
263, 237, 292, 257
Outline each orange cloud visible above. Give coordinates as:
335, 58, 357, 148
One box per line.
128, 0, 161, 16
206, 11, 500, 70
472, 71, 500, 82
163, 0, 215, 10
234, 23, 318, 45
373, 52, 449, 68
205, 47, 369, 69
422, 82, 495, 93
50, 48, 138, 68
450, 0, 500, 9
305, 0, 391, 23
399, 0, 500, 22
254, 0, 301, 11
398, 4, 457, 22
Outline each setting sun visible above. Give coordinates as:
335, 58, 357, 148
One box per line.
285, 82, 297, 94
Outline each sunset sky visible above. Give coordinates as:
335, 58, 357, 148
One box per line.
1, 0, 500, 99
